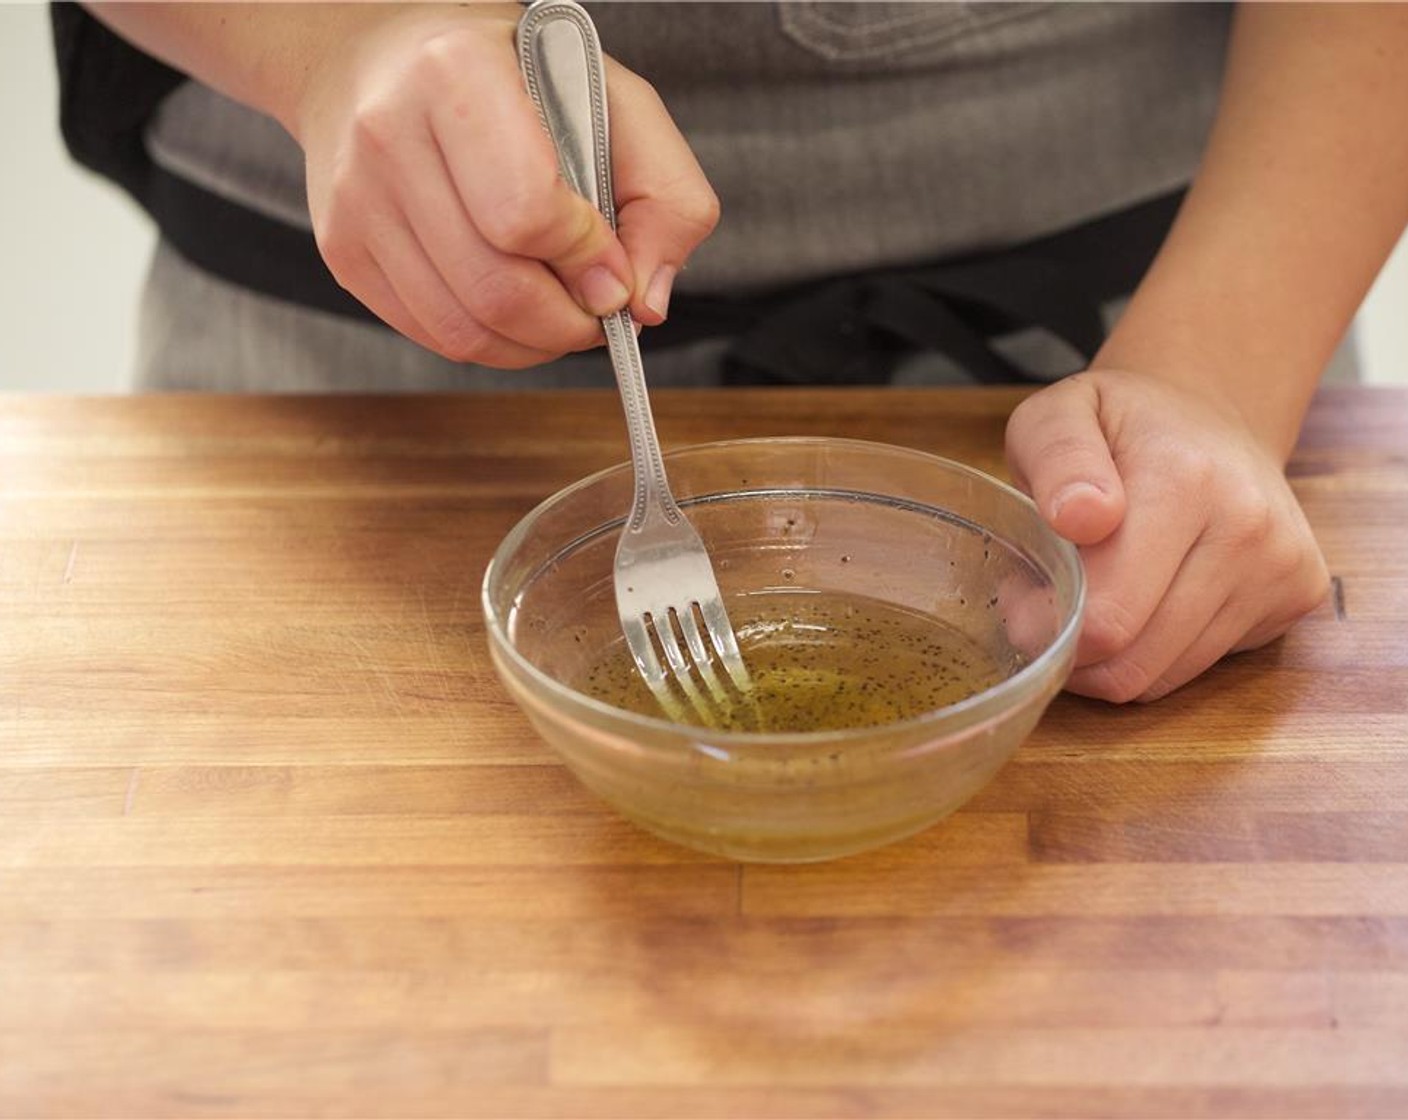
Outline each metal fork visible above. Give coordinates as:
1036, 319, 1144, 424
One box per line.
517, 0, 751, 724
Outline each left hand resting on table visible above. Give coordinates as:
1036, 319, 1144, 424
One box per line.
1004, 368, 1329, 703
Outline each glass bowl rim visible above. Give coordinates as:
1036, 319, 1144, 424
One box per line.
481, 435, 1085, 749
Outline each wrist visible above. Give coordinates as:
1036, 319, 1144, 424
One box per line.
282, 4, 527, 145
1093, 290, 1327, 464
276, 7, 389, 143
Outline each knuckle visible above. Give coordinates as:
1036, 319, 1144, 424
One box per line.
349, 100, 400, 158
1220, 486, 1277, 550
612, 63, 655, 101
312, 176, 365, 264
431, 310, 493, 363
464, 267, 597, 353
1290, 552, 1332, 615
464, 267, 536, 332
1166, 442, 1219, 494
414, 33, 495, 111
1082, 658, 1152, 705
320, 158, 360, 206
1305, 555, 1331, 602
1008, 376, 1081, 428
1080, 596, 1140, 663
315, 226, 359, 280
1006, 392, 1040, 430
1038, 433, 1099, 474
1261, 534, 1307, 583
1004, 397, 1042, 458
674, 186, 721, 241
418, 32, 468, 86
314, 221, 370, 288
1104, 663, 1154, 705
477, 180, 579, 257
1005, 389, 1094, 473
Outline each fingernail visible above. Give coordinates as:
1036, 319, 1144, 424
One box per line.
577, 266, 630, 316
644, 265, 676, 321
1051, 481, 1102, 520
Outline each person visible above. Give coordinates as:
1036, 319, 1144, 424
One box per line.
52, 2, 1408, 703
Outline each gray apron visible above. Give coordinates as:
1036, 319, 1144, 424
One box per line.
138, 2, 1238, 392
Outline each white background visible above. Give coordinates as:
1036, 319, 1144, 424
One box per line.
3, 3, 1405, 394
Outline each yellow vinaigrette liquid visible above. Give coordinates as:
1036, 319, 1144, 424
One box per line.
580, 591, 1007, 733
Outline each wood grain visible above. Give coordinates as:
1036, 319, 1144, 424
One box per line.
2, 387, 1406, 1118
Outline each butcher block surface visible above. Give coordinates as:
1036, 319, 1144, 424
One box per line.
2, 387, 1406, 1118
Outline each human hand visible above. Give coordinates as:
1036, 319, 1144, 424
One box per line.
290, 4, 717, 366
1004, 369, 1329, 702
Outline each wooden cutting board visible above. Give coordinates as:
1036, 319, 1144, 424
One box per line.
2, 387, 1406, 1117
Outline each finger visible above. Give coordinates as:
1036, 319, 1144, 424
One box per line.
315, 202, 451, 355
1225, 546, 1329, 655
1070, 492, 1327, 699
1005, 376, 1127, 546
426, 42, 633, 316
339, 253, 454, 358
1151, 616, 1284, 702
1139, 547, 1329, 698
1136, 599, 1284, 704
1071, 609, 1238, 705
1232, 613, 1306, 654
1065, 538, 1235, 703
1081, 577, 1312, 701
386, 119, 604, 354
605, 61, 720, 325
1073, 483, 1209, 670
363, 221, 561, 369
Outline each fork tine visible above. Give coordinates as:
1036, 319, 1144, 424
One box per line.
698, 596, 753, 692
621, 613, 668, 690
693, 598, 764, 730
678, 604, 733, 703
651, 610, 715, 722
677, 602, 713, 667
651, 609, 693, 679
620, 614, 694, 725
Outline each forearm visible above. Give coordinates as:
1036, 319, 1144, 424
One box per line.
1097, 2, 1408, 460
82, 2, 518, 139
84, 2, 340, 132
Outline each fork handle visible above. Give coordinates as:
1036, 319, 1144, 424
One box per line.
516, 0, 681, 531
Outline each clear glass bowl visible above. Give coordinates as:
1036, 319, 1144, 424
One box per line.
482, 437, 1084, 863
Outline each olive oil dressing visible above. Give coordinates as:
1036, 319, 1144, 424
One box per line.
579, 590, 1008, 733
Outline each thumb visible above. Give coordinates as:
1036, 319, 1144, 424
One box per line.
1005, 377, 1127, 546
531, 182, 637, 317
